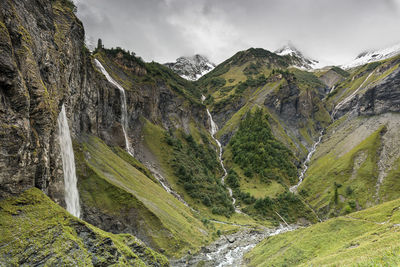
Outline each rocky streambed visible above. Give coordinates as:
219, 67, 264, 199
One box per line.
171, 224, 298, 267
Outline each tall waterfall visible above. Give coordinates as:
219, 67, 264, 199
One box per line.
58, 104, 80, 218
94, 59, 133, 156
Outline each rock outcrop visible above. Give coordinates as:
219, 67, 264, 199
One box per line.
0, 0, 208, 202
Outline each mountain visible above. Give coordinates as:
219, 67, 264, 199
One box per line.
275, 44, 320, 70
164, 54, 216, 80
342, 43, 400, 69
2, 0, 400, 266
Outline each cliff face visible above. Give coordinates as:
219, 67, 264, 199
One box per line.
332, 58, 400, 119
0, 0, 211, 259
0, 0, 207, 202
0, 0, 84, 200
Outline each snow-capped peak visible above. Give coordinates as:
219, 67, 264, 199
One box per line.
275, 43, 320, 70
164, 54, 216, 81
275, 44, 301, 57
342, 43, 400, 69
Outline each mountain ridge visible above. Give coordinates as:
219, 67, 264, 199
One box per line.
1, 0, 400, 265
164, 54, 216, 81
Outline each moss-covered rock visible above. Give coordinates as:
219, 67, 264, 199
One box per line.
0, 188, 169, 266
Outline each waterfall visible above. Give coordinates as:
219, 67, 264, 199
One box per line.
206, 108, 240, 212
94, 59, 133, 156
58, 104, 80, 218
290, 130, 324, 193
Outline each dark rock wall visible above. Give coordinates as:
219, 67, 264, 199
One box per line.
0, 0, 207, 204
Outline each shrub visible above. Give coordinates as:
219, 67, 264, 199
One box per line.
165, 132, 234, 217
229, 108, 297, 185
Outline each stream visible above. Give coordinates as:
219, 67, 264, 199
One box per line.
170, 224, 297, 267
290, 130, 324, 193
206, 108, 241, 212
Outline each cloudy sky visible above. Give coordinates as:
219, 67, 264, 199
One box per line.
74, 0, 400, 66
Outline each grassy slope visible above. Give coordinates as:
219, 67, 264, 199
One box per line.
296, 55, 400, 218
192, 49, 332, 224
74, 135, 209, 257
299, 124, 385, 217
0, 188, 168, 266
200, 49, 330, 164
141, 118, 262, 227
245, 197, 400, 267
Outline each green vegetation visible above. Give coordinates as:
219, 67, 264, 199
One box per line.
94, 50, 202, 104
100, 46, 145, 67
300, 124, 386, 217
52, 0, 77, 12
0, 188, 168, 266
331, 66, 350, 77
291, 68, 326, 90
245, 197, 400, 266
165, 131, 234, 217
222, 109, 317, 224
229, 108, 297, 184
74, 135, 209, 257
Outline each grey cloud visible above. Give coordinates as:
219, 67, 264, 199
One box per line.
75, 0, 400, 65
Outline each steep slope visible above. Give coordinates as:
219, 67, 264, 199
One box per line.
198, 48, 329, 155
194, 47, 329, 224
0, 188, 168, 266
314, 66, 349, 89
245, 196, 400, 266
92, 48, 237, 219
298, 54, 400, 218
74, 135, 210, 257
164, 54, 215, 81
0, 0, 214, 261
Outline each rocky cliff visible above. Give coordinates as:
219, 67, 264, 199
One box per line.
0, 0, 212, 262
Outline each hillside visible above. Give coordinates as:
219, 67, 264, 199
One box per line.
245, 197, 400, 266
0, 188, 168, 266
1, 0, 400, 266
298, 55, 400, 218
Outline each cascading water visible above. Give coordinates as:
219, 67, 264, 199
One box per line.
206, 109, 240, 211
290, 130, 324, 193
58, 104, 80, 218
94, 59, 134, 156
171, 224, 297, 267
291, 71, 375, 192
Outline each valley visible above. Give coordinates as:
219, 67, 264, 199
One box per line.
1, 0, 400, 266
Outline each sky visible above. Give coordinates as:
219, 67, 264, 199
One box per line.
74, 0, 400, 66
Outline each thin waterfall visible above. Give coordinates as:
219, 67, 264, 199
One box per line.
94, 59, 133, 156
290, 130, 324, 193
206, 108, 240, 212
289, 72, 375, 192
58, 104, 80, 218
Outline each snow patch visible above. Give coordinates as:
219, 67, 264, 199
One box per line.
165, 54, 216, 81
342, 43, 400, 69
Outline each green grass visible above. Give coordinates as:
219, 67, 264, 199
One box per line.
0, 188, 168, 266
141, 118, 262, 226
380, 157, 400, 202
300, 125, 386, 217
240, 178, 286, 199
245, 197, 400, 267
74, 135, 209, 257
